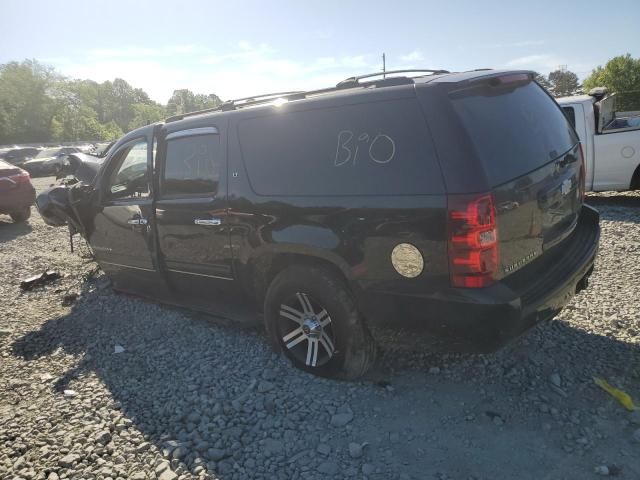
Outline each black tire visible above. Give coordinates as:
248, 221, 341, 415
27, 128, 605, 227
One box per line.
264, 265, 376, 379
10, 207, 31, 223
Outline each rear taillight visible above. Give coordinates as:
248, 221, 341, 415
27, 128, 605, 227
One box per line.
9, 171, 31, 184
448, 193, 498, 288
578, 143, 586, 201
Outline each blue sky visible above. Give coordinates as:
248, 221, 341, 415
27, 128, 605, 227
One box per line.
2, 0, 639, 103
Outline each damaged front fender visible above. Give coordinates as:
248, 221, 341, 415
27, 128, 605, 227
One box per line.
36, 183, 95, 238
36, 184, 77, 227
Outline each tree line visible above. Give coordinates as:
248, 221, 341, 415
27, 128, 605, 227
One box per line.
0, 59, 222, 145
535, 54, 640, 110
1, 54, 640, 144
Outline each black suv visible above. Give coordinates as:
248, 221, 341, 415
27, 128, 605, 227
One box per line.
37, 69, 600, 379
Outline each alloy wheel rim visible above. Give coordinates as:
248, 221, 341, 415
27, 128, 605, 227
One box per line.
279, 292, 335, 368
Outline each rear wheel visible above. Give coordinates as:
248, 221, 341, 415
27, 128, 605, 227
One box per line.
264, 265, 376, 379
10, 207, 31, 223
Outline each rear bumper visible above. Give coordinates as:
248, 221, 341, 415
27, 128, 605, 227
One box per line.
0, 184, 36, 214
361, 205, 600, 350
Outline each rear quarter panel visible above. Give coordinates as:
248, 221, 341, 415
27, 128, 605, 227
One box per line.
225, 111, 449, 304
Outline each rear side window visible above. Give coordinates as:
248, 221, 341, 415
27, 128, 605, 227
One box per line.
450, 80, 578, 186
238, 98, 442, 195
162, 133, 221, 195
562, 106, 576, 128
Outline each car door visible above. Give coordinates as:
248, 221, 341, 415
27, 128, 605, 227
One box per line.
88, 129, 164, 293
154, 124, 234, 299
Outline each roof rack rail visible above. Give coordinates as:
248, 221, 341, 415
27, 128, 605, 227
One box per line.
165, 69, 451, 122
336, 69, 449, 88
166, 106, 223, 123
166, 90, 306, 122
219, 90, 306, 110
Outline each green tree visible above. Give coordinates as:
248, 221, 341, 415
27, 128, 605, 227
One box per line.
128, 103, 167, 130
583, 54, 640, 93
166, 89, 222, 116
583, 54, 640, 110
98, 78, 155, 131
50, 104, 121, 141
547, 69, 580, 97
0, 58, 223, 143
101, 121, 124, 140
534, 72, 552, 92
0, 59, 59, 143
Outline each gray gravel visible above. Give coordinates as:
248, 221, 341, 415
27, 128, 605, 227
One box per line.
1, 178, 639, 480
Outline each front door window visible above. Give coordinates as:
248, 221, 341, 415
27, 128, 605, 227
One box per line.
108, 141, 149, 199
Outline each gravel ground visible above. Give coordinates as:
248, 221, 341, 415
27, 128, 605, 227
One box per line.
1, 177, 639, 480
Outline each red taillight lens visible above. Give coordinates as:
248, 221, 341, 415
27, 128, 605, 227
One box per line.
9, 171, 31, 184
448, 193, 498, 288
578, 143, 586, 201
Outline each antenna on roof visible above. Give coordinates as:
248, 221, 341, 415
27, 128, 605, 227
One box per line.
382, 53, 386, 79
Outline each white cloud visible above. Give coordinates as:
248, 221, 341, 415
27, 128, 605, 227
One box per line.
502, 54, 597, 78
400, 50, 424, 63
89, 45, 198, 58
505, 54, 564, 71
202, 43, 276, 65
49, 44, 378, 103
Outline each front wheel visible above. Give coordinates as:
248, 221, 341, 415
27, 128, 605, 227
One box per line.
264, 265, 376, 380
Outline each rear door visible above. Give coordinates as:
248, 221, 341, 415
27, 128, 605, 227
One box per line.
448, 75, 582, 278
154, 124, 233, 297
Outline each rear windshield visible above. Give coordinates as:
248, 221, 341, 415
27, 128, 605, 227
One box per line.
450, 79, 578, 186
238, 98, 443, 196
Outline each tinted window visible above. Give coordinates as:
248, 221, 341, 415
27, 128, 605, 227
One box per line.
108, 141, 149, 199
451, 80, 578, 186
163, 133, 220, 195
562, 106, 576, 128
238, 98, 442, 196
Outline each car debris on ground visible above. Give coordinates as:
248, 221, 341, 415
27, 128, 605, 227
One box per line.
19, 270, 61, 290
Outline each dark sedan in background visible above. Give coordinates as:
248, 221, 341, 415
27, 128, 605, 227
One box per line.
0, 159, 35, 222
23, 147, 81, 176
1, 147, 41, 167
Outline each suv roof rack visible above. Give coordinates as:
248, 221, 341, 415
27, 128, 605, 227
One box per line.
166, 91, 306, 122
336, 69, 450, 88
165, 68, 449, 122
219, 90, 306, 111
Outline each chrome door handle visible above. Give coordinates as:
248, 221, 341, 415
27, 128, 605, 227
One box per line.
194, 218, 221, 226
128, 218, 148, 225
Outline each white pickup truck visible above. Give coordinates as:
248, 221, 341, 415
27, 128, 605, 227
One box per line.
557, 89, 640, 192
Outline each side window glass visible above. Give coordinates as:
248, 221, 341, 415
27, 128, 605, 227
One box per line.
562, 106, 576, 129
108, 141, 149, 199
163, 133, 220, 195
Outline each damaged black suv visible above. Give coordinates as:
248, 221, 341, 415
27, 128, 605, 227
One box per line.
37, 69, 600, 379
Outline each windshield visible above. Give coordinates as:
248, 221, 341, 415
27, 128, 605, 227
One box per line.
35, 148, 62, 159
